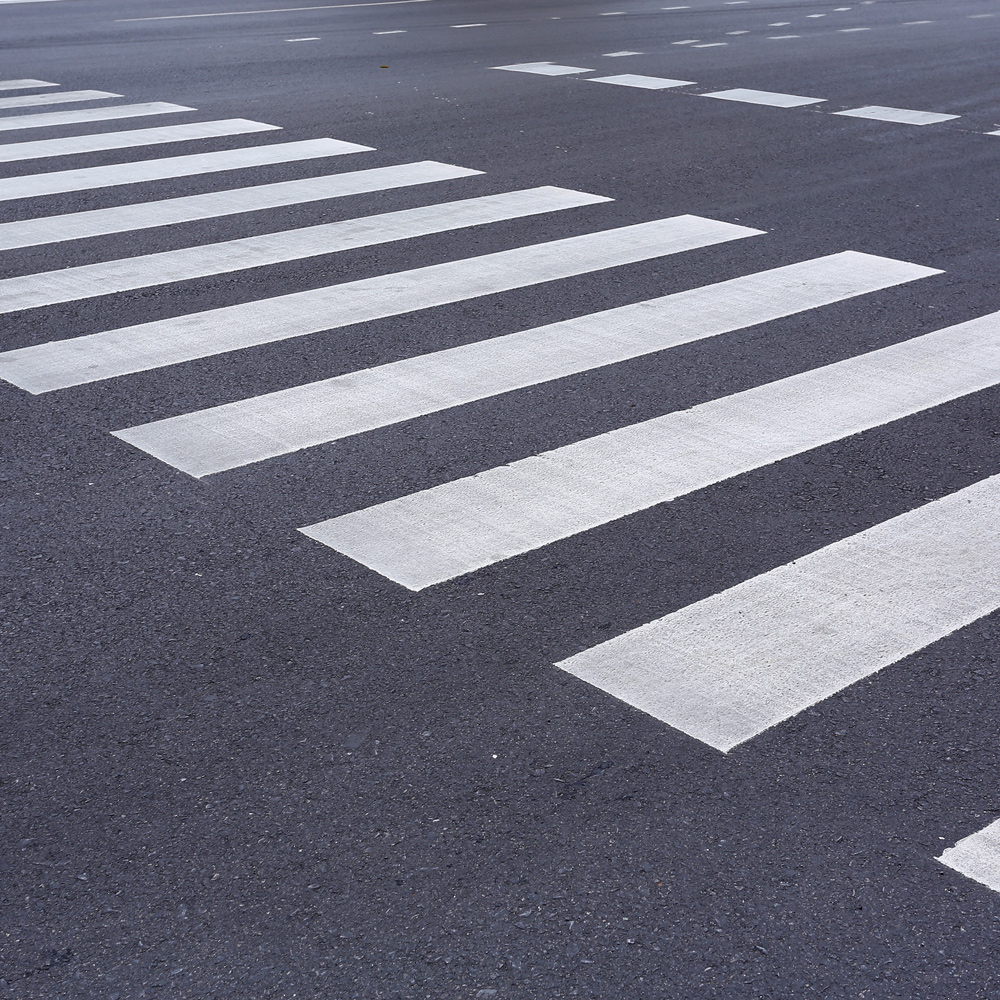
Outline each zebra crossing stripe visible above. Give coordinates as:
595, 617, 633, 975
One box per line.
558, 472, 1000, 752
939, 819, 1000, 893
117, 252, 934, 477
0, 89, 120, 111
0, 119, 280, 165
701, 88, 825, 108
590, 75, 694, 90
0, 102, 194, 133
0, 161, 482, 251
299, 303, 1000, 595
0, 138, 369, 203
493, 62, 595, 76
0, 187, 609, 314
0, 79, 58, 91
834, 106, 959, 125
2, 216, 761, 393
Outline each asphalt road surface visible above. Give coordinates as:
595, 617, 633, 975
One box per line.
3, 0, 1000, 996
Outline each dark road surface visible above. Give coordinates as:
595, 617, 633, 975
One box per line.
3, 0, 1000, 996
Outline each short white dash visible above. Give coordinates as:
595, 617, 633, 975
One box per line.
903, 20, 933, 24
940, 820, 1000, 893
286, 36, 320, 39
838, 26, 870, 31
702, 87, 824, 107
768, 21, 790, 25
672, 39, 700, 44
603, 50, 643, 56
835, 105, 959, 125
373, 28, 406, 32
661, 5, 690, 8
693, 42, 727, 46
591, 74, 694, 89
969, 12, 994, 17
600, 10, 626, 14
725, 30, 749, 34
806, 12, 826, 16
451, 22, 485, 26
768, 34, 800, 38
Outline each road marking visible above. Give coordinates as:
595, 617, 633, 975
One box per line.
373, 28, 406, 32
4, 217, 757, 393
838, 26, 870, 31
0, 187, 608, 316
768, 35, 800, 39
768, 21, 790, 25
117, 0, 432, 20
903, 20, 933, 24
118, 252, 929, 478
286, 35, 320, 39
661, 6, 691, 9
0, 79, 58, 91
558, 471, 1000, 752
969, 12, 995, 17
0, 102, 193, 133
0, 89, 120, 110
806, 12, 826, 16
451, 22, 485, 26
725, 30, 749, 34
693, 42, 727, 47
939, 820, 1000, 893
672, 39, 700, 44
603, 50, 643, 56
835, 105, 959, 125
590, 74, 695, 89
702, 87, 825, 107
493, 62, 594, 75
0, 138, 369, 203
0, 160, 479, 251
0, 119, 279, 164
601, 10, 626, 14
313, 284, 1000, 604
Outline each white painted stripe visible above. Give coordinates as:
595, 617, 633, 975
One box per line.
493, 62, 594, 75
0, 138, 369, 203
726, 30, 749, 34
806, 13, 826, 16
768, 21, 790, 25
0, 118, 279, 164
286, 35, 320, 39
903, 20, 933, 24
702, 88, 825, 107
373, 28, 406, 32
2, 216, 761, 393
559, 473, 1000, 752
939, 820, 1000, 893
969, 12, 994, 17
661, 6, 691, 9
768, 34, 800, 38
0, 187, 608, 315
0, 102, 193, 133
0, 89, 119, 111
451, 22, 485, 26
603, 50, 643, 56
672, 39, 700, 44
0, 79, 58, 91
693, 42, 727, 47
590, 74, 694, 89
309, 291, 1000, 602
835, 106, 958, 125
118, 0, 432, 19
838, 26, 870, 31
0, 160, 479, 251
117, 252, 931, 477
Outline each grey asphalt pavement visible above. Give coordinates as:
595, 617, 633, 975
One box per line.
3, 0, 1000, 996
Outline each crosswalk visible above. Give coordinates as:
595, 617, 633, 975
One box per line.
3, 73, 1000, 779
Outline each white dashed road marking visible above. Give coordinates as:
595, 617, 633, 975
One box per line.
493, 62, 594, 76
835, 105, 959, 125
590, 74, 695, 89
940, 821, 1000, 893
702, 88, 825, 108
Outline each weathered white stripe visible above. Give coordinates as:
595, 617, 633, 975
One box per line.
492, 62, 594, 75
118, 252, 934, 477
0, 118, 279, 164
939, 820, 1000, 893
834, 105, 959, 125
590, 74, 694, 89
0, 102, 193, 133
0, 138, 368, 203
559, 474, 1000, 751
702, 88, 825, 107
0, 89, 118, 111
0, 79, 58, 91
2, 216, 761, 392
0, 187, 608, 314
0, 160, 480, 251
301, 304, 1000, 596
